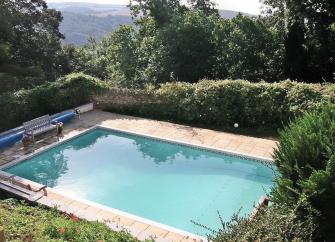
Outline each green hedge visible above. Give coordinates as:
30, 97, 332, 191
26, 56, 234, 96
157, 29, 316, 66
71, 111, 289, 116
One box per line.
0, 73, 107, 132
1, 77, 333, 133
98, 80, 335, 131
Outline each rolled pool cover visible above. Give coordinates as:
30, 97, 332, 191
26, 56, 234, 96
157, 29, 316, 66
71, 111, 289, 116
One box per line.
51, 111, 76, 125
0, 131, 24, 149
0, 111, 76, 149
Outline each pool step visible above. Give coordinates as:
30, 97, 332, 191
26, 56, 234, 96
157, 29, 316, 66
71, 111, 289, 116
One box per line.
0, 171, 45, 202
0, 179, 44, 202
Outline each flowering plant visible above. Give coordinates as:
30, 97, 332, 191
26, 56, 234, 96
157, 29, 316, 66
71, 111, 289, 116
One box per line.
22, 131, 30, 147
56, 122, 63, 135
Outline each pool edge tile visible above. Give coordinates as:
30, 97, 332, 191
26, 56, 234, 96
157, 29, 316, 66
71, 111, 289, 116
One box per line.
34, 190, 206, 242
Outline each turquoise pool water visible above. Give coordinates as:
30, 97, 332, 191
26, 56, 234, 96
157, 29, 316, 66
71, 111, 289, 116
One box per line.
5, 128, 275, 235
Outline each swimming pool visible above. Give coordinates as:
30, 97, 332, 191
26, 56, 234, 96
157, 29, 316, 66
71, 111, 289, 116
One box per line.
5, 127, 275, 235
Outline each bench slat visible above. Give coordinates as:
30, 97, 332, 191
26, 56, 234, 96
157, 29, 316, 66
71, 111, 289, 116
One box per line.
23, 115, 55, 139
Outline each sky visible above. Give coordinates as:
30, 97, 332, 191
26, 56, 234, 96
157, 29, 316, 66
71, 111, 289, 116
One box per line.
47, 0, 262, 15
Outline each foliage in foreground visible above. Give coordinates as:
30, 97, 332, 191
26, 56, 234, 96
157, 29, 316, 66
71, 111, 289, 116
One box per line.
272, 104, 335, 241
0, 198, 140, 242
213, 105, 335, 241
210, 203, 317, 242
0, 72, 107, 132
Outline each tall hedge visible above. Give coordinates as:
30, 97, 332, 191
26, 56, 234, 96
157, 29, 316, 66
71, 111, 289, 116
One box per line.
0, 73, 106, 132
97, 80, 334, 131
1, 78, 334, 133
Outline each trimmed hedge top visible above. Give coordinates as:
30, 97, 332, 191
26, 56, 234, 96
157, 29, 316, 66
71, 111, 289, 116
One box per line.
0, 73, 107, 132
98, 79, 335, 131
1, 74, 334, 133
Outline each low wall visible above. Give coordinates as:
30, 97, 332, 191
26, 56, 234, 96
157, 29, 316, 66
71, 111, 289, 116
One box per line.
94, 88, 157, 108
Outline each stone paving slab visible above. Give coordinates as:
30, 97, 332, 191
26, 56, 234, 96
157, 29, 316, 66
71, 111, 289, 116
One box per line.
1, 109, 277, 165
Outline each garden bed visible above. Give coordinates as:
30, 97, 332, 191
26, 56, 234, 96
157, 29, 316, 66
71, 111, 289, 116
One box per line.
0, 196, 142, 242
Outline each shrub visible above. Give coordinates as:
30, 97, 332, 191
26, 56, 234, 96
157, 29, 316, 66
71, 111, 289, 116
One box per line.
97, 80, 334, 132
210, 203, 317, 242
0, 73, 107, 132
272, 104, 335, 241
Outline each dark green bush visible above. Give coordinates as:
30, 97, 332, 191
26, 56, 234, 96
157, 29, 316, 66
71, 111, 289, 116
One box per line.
272, 104, 335, 241
99, 80, 334, 132
0, 73, 107, 132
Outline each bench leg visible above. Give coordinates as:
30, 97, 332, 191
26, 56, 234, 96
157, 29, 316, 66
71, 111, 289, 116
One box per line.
0, 226, 5, 242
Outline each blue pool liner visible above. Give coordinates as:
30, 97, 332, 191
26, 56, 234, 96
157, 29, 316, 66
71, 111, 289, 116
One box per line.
0, 111, 76, 149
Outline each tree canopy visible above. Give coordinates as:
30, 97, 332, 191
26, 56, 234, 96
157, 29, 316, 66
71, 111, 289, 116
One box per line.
0, 0, 64, 93
262, 0, 335, 82
73, 0, 285, 87
1, 0, 334, 92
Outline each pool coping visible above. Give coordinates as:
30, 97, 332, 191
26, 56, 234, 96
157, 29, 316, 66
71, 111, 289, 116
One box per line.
0, 125, 274, 241
0, 125, 274, 171
47, 187, 209, 240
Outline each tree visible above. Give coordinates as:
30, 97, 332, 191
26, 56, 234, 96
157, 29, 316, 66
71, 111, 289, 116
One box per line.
103, 25, 139, 88
72, 0, 286, 86
129, 0, 183, 27
262, 0, 335, 82
213, 15, 285, 82
0, 0, 64, 92
187, 0, 219, 16
136, 17, 171, 85
164, 11, 218, 82
0, 2, 13, 66
72, 37, 110, 80
284, 21, 307, 80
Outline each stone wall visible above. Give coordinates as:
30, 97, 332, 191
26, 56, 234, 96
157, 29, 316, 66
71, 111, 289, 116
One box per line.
94, 87, 157, 109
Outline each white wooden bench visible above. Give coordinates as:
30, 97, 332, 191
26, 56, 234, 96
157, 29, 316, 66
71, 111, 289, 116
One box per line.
23, 115, 55, 143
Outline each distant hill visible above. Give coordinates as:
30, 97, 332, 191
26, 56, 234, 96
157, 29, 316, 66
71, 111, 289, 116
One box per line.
219, 9, 253, 19
59, 12, 132, 45
48, 2, 253, 46
48, 2, 132, 45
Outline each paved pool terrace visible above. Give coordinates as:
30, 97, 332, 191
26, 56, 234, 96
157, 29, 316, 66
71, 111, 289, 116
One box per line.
0, 110, 278, 241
